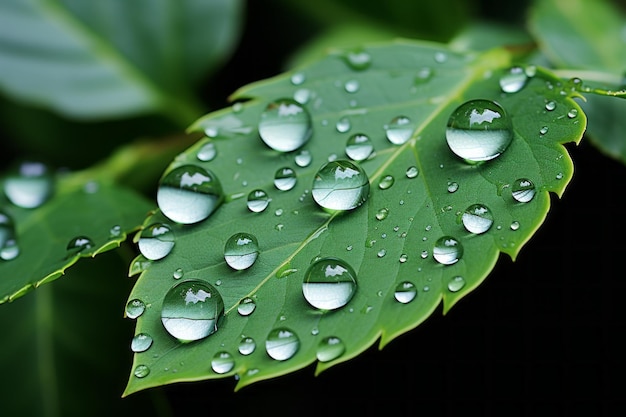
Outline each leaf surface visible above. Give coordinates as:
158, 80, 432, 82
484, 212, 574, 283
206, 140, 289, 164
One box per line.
0, 0, 242, 122
124, 39, 585, 395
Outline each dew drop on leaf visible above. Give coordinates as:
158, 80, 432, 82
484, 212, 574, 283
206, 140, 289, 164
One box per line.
447, 181, 459, 193
294, 150, 312, 167
131, 333, 153, 353
433, 236, 463, 265
461, 204, 494, 234
447, 276, 466, 292
237, 297, 256, 316
157, 165, 223, 224
290, 72, 305, 85
316, 336, 346, 362
406, 166, 419, 179
510, 221, 520, 230
394, 281, 417, 304
247, 189, 270, 213
134, 365, 150, 378
378, 175, 395, 190
238, 336, 256, 355
125, 298, 146, 319
265, 328, 300, 361
545, 101, 556, 111
512, 178, 536, 203
0, 211, 19, 261
445, 99, 513, 164
311, 160, 370, 211
138, 223, 175, 261
173, 268, 184, 280
375, 207, 389, 221
196, 141, 217, 162
343, 50, 372, 71
66, 236, 94, 256
499, 66, 529, 93
160, 279, 224, 343
3, 160, 54, 209
211, 351, 235, 374
567, 108, 578, 118
345, 133, 373, 161
302, 257, 357, 311
344, 79, 360, 93
336, 117, 351, 133
224, 232, 259, 270
258, 98, 312, 152
385, 116, 414, 145
274, 167, 297, 191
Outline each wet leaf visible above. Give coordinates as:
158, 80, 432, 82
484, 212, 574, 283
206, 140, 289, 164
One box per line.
123, 39, 585, 395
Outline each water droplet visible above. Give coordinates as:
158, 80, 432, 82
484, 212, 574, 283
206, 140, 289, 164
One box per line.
138, 223, 175, 261
247, 189, 270, 213
134, 364, 150, 378
446, 99, 513, 164
394, 281, 417, 304
316, 336, 346, 362
447, 181, 459, 193
294, 150, 312, 167
499, 66, 529, 93
274, 167, 297, 191
462, 204, 494, 234
336, 117, 351, 133
197, 142, 217, 162
237, 297, 256, 316
447, 276, 465, 292
312, 160, 370, 211
108, 225, 122, 239
302, 257, 357, 311
420, 250, 429, 259
293, 88, 311, 104
291, 72, 305, 85
265, 328, 300, 361
224, 233, 259, 271
406, 166, 419, 179
211, 351, 235, 374
160, 279, 224, 343
131, 333, 153, 353
433, 236, 463, 265
344, 79, 360, 93
545, 101, 556, 111
157, 165, 223, 224
375, 207, 389, 221
378, 175, 395, 190
415, 67, 433, 84
66, 236, 94, 257
540, 126, 549, 135
125, 299, 146, 319
377, 249, 386, 258
512, 178, 536, 203
345, 133, 373, 161
343, 50, 372, 71
173, 268, 184, 280
3, 160, 54, 208
238, 336, 256, 355
567, 108, 578, 118
385, 116, 414, 145
434, 51, 447, 63
510, 221, 520, 230
258, 98, 312, 152
399, 254, 408, 263
0, 211, 19, 261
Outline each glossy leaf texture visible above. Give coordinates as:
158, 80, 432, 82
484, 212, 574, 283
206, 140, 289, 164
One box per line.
123, 39, 586, 395
529, 0, 626, 163
0, 0, 242, 122
0, 167, 153, 304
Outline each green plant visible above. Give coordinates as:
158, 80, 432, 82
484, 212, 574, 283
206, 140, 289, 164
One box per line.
2, 0, 625, 415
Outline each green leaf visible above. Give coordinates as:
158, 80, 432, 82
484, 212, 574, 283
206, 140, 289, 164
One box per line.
123, 39, 585, 395
0, 0, 243, 123
0, 168, 154, 304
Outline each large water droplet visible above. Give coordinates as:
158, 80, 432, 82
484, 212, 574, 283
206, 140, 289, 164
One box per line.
160, 279, 224, 343
138, 223, 175, 260
302, 257, 357, 311
258, 98, 312, 152
265, 327, 300, 361
433, 236, 463, 265
66, 236, 94, 257
512, 178, 536, 203
211, 351, 235, 374
0, 211, 19, 261
237, 297, 256, 316
247, 189, 270, 213
447, 276, 466, 292
131, 333, 153, 353
125, 298, 146, 319
274, 167, 297, 191
3, 160, 54, 208
312, 160, 370, 211
238, 336, 256, 355
446, 99, 513, 164
394, 281, 417, 304
461, 204, 493, 234
345, 133, 373, 161
224, 232, 259, 270
385, 116, 414, 145
157, 165, 223, 224
316, 336, 346, 362
499, 66, 529, 93
134, 365, 150, 378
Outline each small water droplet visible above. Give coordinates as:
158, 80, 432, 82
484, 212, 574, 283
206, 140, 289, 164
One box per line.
0, 211, 19, 261
302, 257, 357, 311
512, 178, 536, 203
173, 268, 184, 279
138, 223, 175, 260
66, 236, 94, 257
375, 207, 389, 221
291, 72, 305, 85
237, 297, 256, 316
433, 236, 463, 265
336, 117, 351, 133
385, 116, 414, 145
399, 254, 408, 263
157, 165, 223, 224
378, 175, 394, 190
344, 79, 360, 93
415, 67, 433, 84
446, 99, 513, 164
434, 51, 447, 63
539, 126, 549, 135
447, 181, 459, 193
312, 160, 370, 211
377, 249, 386, 258
196, 142, 217, 162
131, 333, 153, 353
266, 328, 300, 361
345, 133, 373, 161
447, 276, 466, 292
316, 336, 346, 362
343, 50, 372, 71
405, 166, 419, 179
237, 336, 256, 356
293, 88, 311, 104
134, 364, 150, 378
545, 101, 556, 111
125, 299, 146, 319
211, 351, 235, 374
3, 160, 54, 209
510, 221, 520, 230
420, 250, 429, 259
499, 66, 529, 93
462, 204, 494, 234
258, 98, 312, 152
394, 281, 417, 304
108, 225, 122, 239
247, 189, 270, 213
567, 108, 578, 118
294, 150, 312, 167
274, 167, 297, 191
160, 279, 224, 343
224, 233, 259, 270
